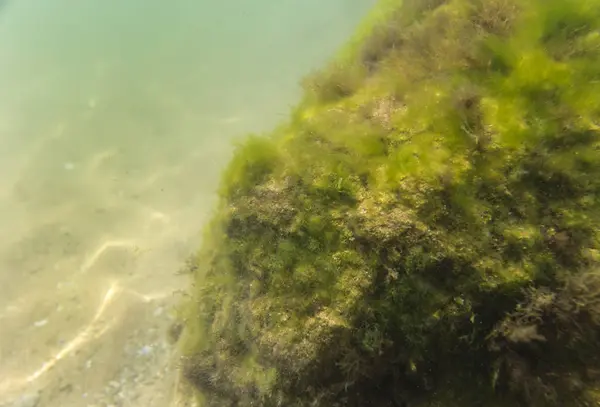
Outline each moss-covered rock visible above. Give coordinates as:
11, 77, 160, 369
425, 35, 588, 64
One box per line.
178, 0, 600, 405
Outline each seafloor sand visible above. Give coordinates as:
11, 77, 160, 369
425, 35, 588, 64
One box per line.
0, 101, 233, 407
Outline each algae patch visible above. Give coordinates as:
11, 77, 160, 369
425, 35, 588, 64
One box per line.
178, 0, 600, 406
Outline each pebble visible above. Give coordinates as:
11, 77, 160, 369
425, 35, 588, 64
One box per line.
33, 319, 48, 328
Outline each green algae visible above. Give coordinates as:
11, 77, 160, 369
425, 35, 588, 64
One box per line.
177, 0, 600, 405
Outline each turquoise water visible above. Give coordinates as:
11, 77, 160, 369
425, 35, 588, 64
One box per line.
0, 1, 374, 405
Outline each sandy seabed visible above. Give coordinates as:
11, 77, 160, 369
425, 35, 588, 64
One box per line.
0, 100, 237, 407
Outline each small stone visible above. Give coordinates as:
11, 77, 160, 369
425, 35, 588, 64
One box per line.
33, 319, 48, 328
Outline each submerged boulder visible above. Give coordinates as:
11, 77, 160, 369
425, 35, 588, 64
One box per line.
178, 0, 600, 406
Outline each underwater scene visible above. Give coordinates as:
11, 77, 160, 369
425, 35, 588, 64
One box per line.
2, 0, 600, 406
0, 0, 373, 406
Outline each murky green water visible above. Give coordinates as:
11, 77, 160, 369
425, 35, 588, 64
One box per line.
0, 1, 373, 405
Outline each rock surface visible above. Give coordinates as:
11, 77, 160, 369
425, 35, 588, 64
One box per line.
179, 0, 600, 406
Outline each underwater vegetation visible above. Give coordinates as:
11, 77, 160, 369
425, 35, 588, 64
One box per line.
177, 0, 600, 405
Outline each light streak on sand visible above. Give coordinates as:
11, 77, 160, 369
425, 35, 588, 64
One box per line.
79, 239, 140, 274
0, 239, 139, 322
123, 287, 174, 303
26, 284, 119, 383
0, 284, 119, 399
0, 280, 177, 401
0, 231, 179, 402
0, 233, 155, 322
